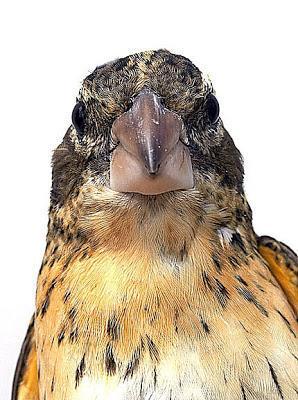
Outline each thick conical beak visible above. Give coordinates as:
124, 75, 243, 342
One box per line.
110, 90, 193, 195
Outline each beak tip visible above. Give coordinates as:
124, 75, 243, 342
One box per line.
144, 153, 160, 175
146, 161, 160, 176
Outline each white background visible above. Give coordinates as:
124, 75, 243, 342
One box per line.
0, 1, 297, 398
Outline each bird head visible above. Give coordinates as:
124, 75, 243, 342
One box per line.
51, 50, 246, 233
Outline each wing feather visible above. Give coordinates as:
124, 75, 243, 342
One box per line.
12, 316, 39, 400
258, 235, 298, 315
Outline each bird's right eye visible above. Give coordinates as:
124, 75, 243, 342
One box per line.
205, 93, 220, 124
72, 101, 86, 140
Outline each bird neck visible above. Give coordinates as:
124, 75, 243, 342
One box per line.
39, 186, 256, 318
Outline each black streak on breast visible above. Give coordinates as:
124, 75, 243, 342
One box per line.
75, 355, 86, 388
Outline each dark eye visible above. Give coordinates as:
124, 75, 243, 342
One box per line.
205, 94, 220, 124
72, 101, 86, 139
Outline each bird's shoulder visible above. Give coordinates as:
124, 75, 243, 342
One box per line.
258, 235, 298, 314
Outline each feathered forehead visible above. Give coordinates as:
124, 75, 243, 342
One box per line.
79, 49, 213, 119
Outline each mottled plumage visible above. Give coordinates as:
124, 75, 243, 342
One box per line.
13, 50, 297, 400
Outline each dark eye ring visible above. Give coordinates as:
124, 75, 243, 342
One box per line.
72, 101, 86, 140
205, 93, 220, 124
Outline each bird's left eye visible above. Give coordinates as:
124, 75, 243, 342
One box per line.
205, 94, 220, 124
72, 101, 86, 140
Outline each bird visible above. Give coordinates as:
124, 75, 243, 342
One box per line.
12, 49, 297, 400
